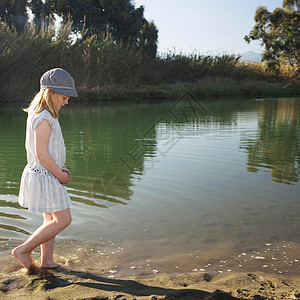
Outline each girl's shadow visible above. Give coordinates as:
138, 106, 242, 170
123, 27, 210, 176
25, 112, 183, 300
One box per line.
33, 266, 241, 299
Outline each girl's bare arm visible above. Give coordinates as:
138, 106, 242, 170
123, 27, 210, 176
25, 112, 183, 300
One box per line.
34, 120, 70, 184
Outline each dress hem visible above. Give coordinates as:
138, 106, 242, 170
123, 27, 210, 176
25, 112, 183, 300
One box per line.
19, 202, 72, 214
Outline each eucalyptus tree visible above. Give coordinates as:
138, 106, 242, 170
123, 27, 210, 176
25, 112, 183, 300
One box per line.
0, 0, 28, 32
0, 0, 158, 56
245, 0, 299, 73
29, 0, 52, 30
48, 0, 158, 56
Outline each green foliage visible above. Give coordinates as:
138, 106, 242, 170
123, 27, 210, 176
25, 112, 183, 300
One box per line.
0, 20, 158, 99
0, 20, 298, 101
46, 0, 158, 56
0, 0, 158, 56
0, 0, 28, 32
29, 0, 52, 30
137, 21, 158, 57
245, 0, 299, 75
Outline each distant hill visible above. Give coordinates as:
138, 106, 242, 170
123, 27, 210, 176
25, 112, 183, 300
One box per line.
240, 51, 262, 63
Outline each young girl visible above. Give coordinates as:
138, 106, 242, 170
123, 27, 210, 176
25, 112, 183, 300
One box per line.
12, 68, 78, 270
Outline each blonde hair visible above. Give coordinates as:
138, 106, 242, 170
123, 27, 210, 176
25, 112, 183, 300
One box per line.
23, 88, 58, 118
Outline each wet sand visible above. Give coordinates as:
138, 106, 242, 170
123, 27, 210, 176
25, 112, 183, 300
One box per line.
0, 239, 299, 299
0, 265, 299, 300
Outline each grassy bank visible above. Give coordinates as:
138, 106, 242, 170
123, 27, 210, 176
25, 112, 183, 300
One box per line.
77, 79, 300, 102
0, 22, 299, 102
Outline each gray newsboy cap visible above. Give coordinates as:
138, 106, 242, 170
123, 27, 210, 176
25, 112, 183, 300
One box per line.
40, 68, 78, 97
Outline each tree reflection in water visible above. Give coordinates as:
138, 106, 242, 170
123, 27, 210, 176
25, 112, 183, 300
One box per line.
241, 98, 300, 184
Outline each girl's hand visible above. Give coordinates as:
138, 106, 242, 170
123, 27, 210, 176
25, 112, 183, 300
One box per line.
62, 167, 71, 176
58, 170, 71, 184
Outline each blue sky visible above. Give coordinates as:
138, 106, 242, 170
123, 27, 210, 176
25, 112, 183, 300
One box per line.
134, 0, 283, 55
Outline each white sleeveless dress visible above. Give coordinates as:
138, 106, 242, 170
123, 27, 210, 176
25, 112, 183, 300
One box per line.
18, 110, 72, 214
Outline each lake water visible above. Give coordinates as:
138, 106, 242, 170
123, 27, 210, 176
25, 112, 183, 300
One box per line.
0, 95, 299, 277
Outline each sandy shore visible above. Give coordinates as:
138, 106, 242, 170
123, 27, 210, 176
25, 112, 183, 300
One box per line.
0, 265, 299, 300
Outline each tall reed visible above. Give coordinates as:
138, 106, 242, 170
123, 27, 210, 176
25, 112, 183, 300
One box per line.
0, 21, 298, 102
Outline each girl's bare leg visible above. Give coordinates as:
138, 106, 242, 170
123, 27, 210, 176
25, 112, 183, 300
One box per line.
12, 208, 71, 269
40, 213, 60, 268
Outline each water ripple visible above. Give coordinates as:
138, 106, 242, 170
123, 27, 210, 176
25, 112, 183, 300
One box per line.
0, 212, 26, 220
0, 224, 30, 235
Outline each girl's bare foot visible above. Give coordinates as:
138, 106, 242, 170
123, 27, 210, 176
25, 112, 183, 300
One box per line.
41, 262, 61, 269
12, 246, 35, 269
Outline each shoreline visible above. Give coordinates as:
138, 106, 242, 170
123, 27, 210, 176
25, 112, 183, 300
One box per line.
1, 236, 299, 299
1, 239, 299, 299
0, 265, 299, 299
1, 239, 299, 278
67, 79, 300, 102
1, 78, 300, 104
